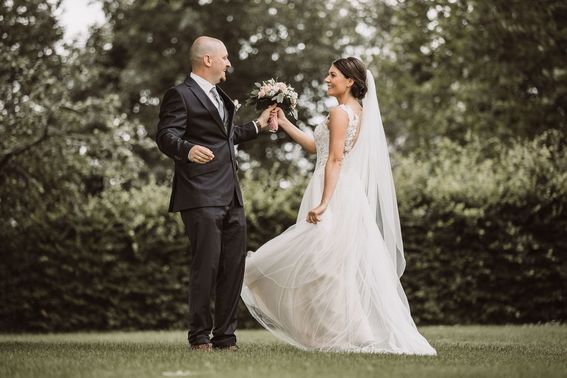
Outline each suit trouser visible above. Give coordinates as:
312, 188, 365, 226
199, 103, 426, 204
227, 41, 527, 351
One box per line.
180, 193, 246, 347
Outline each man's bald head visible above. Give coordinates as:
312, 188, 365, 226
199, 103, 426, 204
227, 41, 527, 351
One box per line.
189, 36, 231, 84
190, 36, 224, 68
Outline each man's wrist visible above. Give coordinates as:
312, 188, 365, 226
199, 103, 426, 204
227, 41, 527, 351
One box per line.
253, 119, 264, 132
185, 143, 194, 162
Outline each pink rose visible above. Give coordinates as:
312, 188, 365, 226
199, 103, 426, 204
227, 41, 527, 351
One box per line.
276, 82, 287, 92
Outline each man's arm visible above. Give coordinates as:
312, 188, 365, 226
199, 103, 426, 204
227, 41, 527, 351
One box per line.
233, 121, 260, 145
156, 88, 194, 162
232, 105, 275, 145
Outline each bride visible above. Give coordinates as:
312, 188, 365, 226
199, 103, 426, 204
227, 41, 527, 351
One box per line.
241, 57, 437, 355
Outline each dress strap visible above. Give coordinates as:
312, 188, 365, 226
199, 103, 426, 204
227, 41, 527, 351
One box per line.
335, 104, 361, 154
337, 104, 355, 123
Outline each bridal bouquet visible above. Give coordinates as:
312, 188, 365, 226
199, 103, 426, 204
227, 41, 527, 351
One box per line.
247, 79, 298, 132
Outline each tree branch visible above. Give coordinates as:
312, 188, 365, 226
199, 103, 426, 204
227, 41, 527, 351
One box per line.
0, 106, 86, 171
0, 119, 50, 171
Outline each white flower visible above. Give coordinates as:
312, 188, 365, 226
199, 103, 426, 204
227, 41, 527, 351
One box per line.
233, 99, 241, 112
248, 78, 299, 120
276, 82, 288, 92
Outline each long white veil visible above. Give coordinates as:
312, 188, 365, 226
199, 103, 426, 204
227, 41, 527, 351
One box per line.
348, 70, 406, 277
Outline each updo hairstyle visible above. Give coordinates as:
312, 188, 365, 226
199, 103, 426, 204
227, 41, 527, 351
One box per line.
332, 57, 368, 100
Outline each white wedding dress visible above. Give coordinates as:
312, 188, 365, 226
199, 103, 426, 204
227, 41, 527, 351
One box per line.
241, 100, 436, 355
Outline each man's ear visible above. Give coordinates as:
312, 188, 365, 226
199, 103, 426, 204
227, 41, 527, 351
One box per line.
203, 54, 212, 67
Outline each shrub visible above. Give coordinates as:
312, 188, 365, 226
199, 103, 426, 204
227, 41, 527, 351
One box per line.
396, 130, 566, 324
1, 130, 564, 331
0, 183, 188, 331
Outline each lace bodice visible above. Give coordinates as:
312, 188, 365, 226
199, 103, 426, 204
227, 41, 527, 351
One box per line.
314, 104, 360, 171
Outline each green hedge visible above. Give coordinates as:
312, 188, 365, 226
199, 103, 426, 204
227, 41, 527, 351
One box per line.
1, 131, 565, 331
0, 183, 189, 331
396, 130, 566, 324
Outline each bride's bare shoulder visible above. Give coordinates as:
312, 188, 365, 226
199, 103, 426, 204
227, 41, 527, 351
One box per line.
326, 106, 349, 129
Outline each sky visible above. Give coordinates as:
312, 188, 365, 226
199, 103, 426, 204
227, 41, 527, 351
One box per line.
57, 0, 106, 44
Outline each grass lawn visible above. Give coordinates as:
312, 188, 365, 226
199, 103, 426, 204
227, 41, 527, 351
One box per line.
1, 325, 565, 378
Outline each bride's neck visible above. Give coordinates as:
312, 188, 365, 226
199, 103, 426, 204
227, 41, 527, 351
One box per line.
335, 92, 356, 106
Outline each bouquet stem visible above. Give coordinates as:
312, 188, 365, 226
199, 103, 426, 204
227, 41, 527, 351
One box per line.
268, 113, 278, 133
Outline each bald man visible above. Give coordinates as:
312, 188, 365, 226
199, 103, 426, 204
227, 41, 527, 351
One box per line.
156, 36, 273, 351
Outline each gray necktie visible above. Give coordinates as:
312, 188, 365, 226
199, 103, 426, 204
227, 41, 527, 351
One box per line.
210, 87, 226, 124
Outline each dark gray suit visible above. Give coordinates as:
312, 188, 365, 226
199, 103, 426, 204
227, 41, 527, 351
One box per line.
156, 75, 258, 347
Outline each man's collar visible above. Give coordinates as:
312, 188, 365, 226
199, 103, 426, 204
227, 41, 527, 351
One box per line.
190, 72, 215, 93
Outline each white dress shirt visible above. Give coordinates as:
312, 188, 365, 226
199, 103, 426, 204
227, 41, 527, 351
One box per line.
190, 72, 221, 111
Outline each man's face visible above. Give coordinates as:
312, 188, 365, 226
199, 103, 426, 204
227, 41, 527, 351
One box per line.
209, 44, 231, 84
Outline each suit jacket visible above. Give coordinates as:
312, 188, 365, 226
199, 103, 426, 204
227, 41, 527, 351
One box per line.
156, 75, 258, 212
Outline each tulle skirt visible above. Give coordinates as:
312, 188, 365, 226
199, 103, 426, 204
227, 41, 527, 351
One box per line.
241, 169, 437, 355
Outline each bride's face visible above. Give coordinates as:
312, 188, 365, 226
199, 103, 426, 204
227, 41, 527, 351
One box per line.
325, 65, 353, 98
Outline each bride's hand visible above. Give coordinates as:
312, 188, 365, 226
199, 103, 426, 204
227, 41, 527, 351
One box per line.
275, 107, 289, 127
307, 203, 327, 224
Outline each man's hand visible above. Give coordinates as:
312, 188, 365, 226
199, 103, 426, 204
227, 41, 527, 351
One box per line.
256, 104, 277, 130
188, 145, 214, 164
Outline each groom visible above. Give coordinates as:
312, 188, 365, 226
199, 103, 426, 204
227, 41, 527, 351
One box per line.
156, 36, 273, 351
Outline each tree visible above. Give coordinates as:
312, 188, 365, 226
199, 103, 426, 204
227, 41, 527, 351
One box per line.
85, 0, 391, 178
1, 0, 188, 331
373, 0, 567, 150
1, 0, 152, 209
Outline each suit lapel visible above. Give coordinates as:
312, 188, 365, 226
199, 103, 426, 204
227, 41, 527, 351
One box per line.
217, 86, 235, 134
184, 76, 228, 136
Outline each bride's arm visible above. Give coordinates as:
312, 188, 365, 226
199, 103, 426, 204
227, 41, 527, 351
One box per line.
276, 109, 316, 154
307, 108, 349, 224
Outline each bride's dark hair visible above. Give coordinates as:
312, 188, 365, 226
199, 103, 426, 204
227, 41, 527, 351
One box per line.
332, 57, 367, 100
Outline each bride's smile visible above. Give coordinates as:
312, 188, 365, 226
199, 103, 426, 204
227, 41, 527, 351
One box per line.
325, 65, 353, 97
